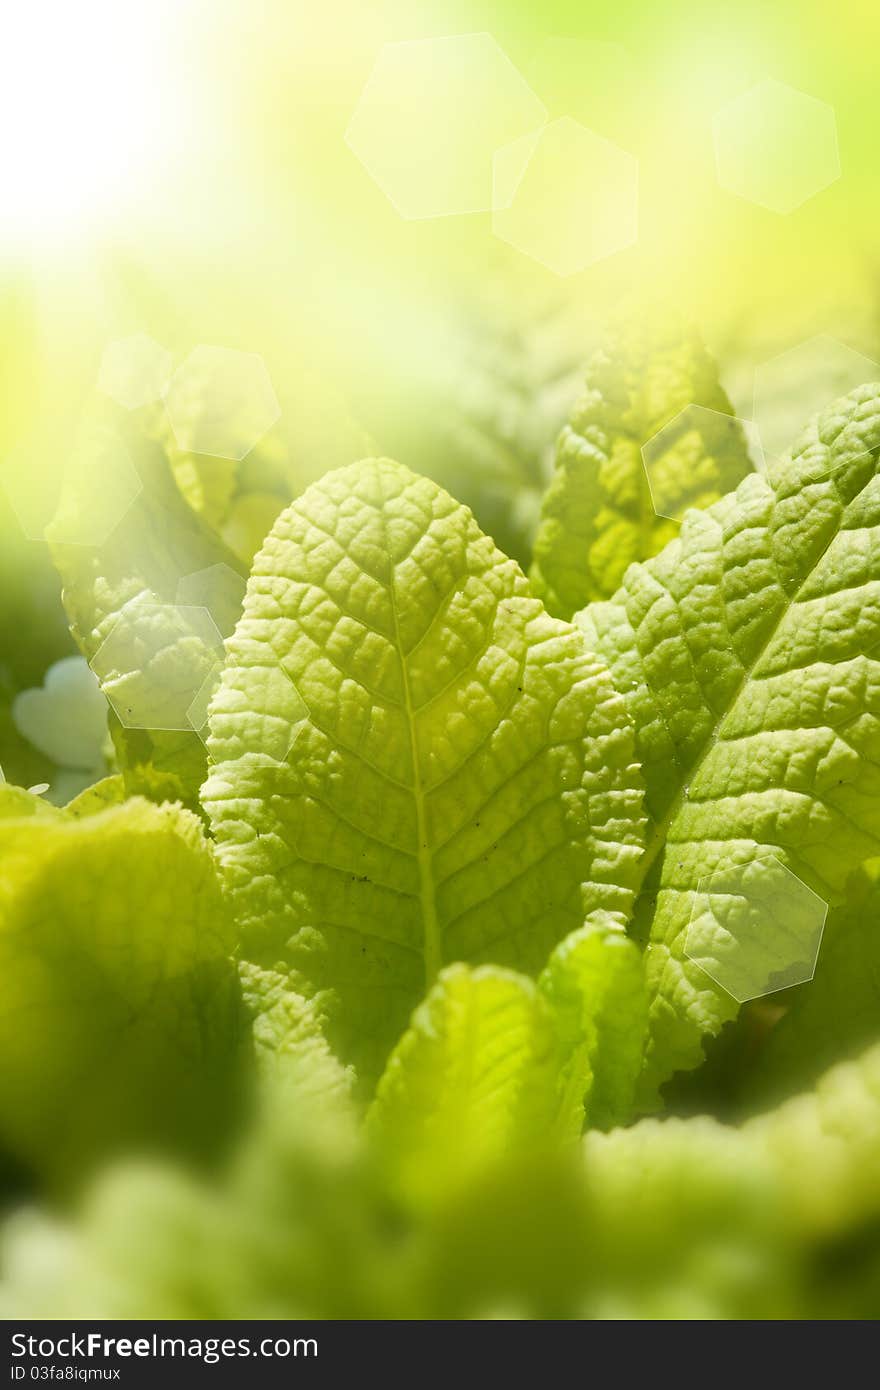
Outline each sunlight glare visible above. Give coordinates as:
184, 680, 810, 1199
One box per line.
0, 0, 183, 249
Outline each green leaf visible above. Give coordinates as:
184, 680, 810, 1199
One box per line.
203, 458, 645, 1087
0, 781, 62, 822
531, 315, 749, 618
64, 774, 126, 818
148, 403, 276, 550
368, 925, 648, 1200
368, 964, 564, 1205
169, 453, 241, 532
575, 384, 880, 1103
48, 400, 248, 805
539, 910, 648, 1130
146, 366, 373, 567
0, 796, 242, 1185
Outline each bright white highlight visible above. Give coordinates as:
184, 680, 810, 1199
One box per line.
0, 0, 181, 248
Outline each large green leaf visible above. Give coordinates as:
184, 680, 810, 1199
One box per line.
576, 384, 880, 1102
531, 316, 749, 617
203, 458, 645, 1086
0, 794, 241, 1184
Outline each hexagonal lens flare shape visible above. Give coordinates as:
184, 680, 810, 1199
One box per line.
2, 418, 143, 546
176, 563, 246, 639
345, 33, 547, 219
753, 335, 880, 462
90, 602, 225, 732
685, 856, 827, 1003
163, 346, 281, 461
186, 667, 223, 743
641, 405, 764, 523
50, 423, 144, 548
492, 117, 638, 275
201, 664, 308, 762
713, 80, 840, 214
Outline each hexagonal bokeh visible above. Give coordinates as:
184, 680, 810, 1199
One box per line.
176, 563, 246, 639
186, 667, 222, 743
197, 664, 308, 760
163, 346, 281, 461
713, 80, 840, 215
345, 33, 547, 219
97, 333, 173, 410
492, 117, 638, 276
641, 405, 765, 523
90, 602, 225, 732
50, 421, 143, 547
2, 418, 142, 546
685, 856, 827, 1003
12, 656, 107, 770
753, 335, 880, 462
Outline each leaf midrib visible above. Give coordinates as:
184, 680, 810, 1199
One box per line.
387, 557, 442, 990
